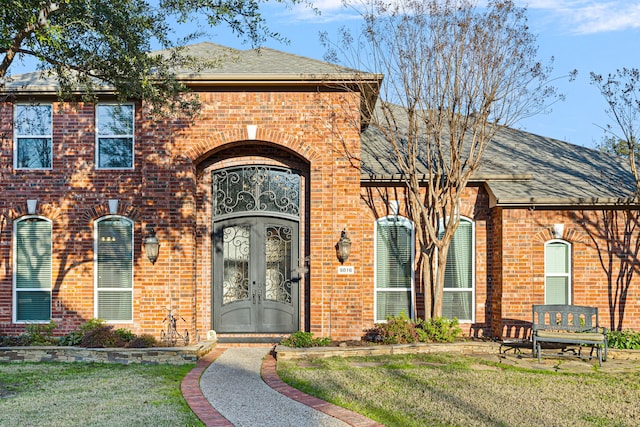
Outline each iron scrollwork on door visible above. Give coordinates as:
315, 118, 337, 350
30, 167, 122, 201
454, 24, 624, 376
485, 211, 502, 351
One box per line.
212, 166, 300, 218
265, 225, 293, 304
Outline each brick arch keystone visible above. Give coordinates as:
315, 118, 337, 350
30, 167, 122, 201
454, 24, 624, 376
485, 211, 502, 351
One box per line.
185, 127, 321, 164
534, 226, 589, 244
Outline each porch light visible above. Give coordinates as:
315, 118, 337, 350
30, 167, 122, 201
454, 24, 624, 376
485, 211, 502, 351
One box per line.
143, 227, 160, 265
336, 228, 352, 264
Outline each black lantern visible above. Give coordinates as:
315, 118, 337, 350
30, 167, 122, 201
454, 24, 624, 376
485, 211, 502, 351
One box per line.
335, 228, 352, 264
143, 227, 160, 265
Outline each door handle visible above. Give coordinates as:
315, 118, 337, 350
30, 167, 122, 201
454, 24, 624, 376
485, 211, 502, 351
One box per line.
258, 291, 262, 304
252, 290, 256, 304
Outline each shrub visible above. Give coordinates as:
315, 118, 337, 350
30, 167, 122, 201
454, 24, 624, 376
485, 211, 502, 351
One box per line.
607, 330, 640, 350
80, 318, 107, 335
126, 334, 159, 348
23, 322, 58, 345
367, 313, 419, 345
81, 325, 125, 348
114, 328, 135, 342
416, 317, 462, 343
363, 314, 462, 344
58, 331, 83, 346
281, 331, 331, 348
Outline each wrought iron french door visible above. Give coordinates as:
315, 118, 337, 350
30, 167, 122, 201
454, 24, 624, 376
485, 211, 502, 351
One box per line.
213, 217, 299, 333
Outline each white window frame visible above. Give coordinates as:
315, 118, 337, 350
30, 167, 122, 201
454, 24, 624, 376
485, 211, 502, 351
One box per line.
14, 103, 53, 170
94, 215, 134, 323
441, 216, 476, 323
95, 103, 135, 170
13, 216, 53, 323
374, 216, 415, 322
544, 239, 572, 305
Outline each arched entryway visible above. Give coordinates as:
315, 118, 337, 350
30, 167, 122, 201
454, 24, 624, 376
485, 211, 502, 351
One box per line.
211, 166, 302, 333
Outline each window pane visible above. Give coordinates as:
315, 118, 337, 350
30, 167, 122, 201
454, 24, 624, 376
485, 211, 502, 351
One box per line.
97, 219, 132, 289
444, 221, 473, 289
442, 290, 472, 321
98, 137, 133, 168
97, 290, 132, 321
376, 291, 411, 321
17, 138, 52, 168
16, 220, 51, 289
546, 242, 568, 273
546, 276, 569, 304
97, 105, 133, 135
17, 290, 51, 321
376, 220, 412, 289
16, 105, 52, 135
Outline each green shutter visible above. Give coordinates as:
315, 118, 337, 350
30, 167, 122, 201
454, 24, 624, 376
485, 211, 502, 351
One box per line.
375, 218, 413, 321
97, 218, 133, 321
15, 219, 52, 321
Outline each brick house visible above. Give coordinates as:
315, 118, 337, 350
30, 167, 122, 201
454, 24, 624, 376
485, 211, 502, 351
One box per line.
1, 42, 639, 342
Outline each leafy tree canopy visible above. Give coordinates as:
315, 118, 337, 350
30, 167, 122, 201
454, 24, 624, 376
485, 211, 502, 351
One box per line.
0, 0, 306, 115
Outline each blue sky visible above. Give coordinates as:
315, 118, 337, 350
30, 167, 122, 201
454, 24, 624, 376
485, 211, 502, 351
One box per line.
198, 0, 640, 150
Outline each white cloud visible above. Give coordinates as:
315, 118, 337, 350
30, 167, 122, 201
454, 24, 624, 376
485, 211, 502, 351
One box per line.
521, 0, 640, 34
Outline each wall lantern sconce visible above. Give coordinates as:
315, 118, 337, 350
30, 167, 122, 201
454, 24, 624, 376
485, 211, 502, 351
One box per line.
143, 227, 160, 265
335, 228, 352, 264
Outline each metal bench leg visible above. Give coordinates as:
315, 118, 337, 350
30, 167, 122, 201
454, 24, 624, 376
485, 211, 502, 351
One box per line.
537, 342, 542, 363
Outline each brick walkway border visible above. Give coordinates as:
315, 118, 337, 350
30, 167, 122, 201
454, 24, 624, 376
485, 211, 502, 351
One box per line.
181, 347, 383, 427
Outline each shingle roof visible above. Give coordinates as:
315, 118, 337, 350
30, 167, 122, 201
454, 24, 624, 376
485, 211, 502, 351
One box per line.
361, 119, 637, 207
2, 42, 379, 93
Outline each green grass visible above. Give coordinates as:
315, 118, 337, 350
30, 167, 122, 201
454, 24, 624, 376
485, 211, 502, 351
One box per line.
278, 354, 640, 427
0, 362, 203, 427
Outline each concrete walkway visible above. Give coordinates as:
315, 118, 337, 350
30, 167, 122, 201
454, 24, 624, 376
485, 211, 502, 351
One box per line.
181, 347, 382, 427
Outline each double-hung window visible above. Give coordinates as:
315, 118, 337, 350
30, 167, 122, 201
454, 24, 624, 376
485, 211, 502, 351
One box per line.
14, 217, 52, 322
95, 217, 133, 322
14, 104, 53, 169
96, 104, 134, 169
375, 216, 414, 321
545, 240, 571, 304
442, 217, 475, 322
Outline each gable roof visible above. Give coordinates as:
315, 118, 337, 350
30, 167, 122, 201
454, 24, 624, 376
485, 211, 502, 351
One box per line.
2, 42, 381, 93
361, 119, 637, 208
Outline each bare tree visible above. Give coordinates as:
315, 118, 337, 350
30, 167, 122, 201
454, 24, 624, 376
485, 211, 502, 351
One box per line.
591, 68, 640, 195
325, 0, 565, 318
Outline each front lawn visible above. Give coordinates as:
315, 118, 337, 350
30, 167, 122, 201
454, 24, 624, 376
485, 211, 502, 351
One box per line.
0, 362, 203, 427
278, 353, 640, 427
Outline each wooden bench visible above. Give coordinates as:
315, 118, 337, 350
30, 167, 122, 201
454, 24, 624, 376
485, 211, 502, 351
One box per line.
532, 304, 608, 366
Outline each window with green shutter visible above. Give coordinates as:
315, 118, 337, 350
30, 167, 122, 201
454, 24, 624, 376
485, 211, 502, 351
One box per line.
375, 217, 414, 321
14, 217, 52, 322
96, 217, 133, 321
442, 218, 475, 322
545, 240, 571, 304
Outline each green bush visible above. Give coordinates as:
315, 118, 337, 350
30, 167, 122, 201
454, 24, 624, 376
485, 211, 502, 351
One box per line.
417, 317, 462, 343
58, 331, 83, 346
80, 325, 125, 348
281, 331, 331, 348
114, 328, 135, 342
366, 313, 419, 344
23, 322, 58, 345
607, 330, 640, 350
364, 314, 462, 344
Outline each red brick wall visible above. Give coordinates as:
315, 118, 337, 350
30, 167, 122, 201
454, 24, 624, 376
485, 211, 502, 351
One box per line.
0, 88, 366, 341
495, 208, 640, 338
2, 90, 640, 342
